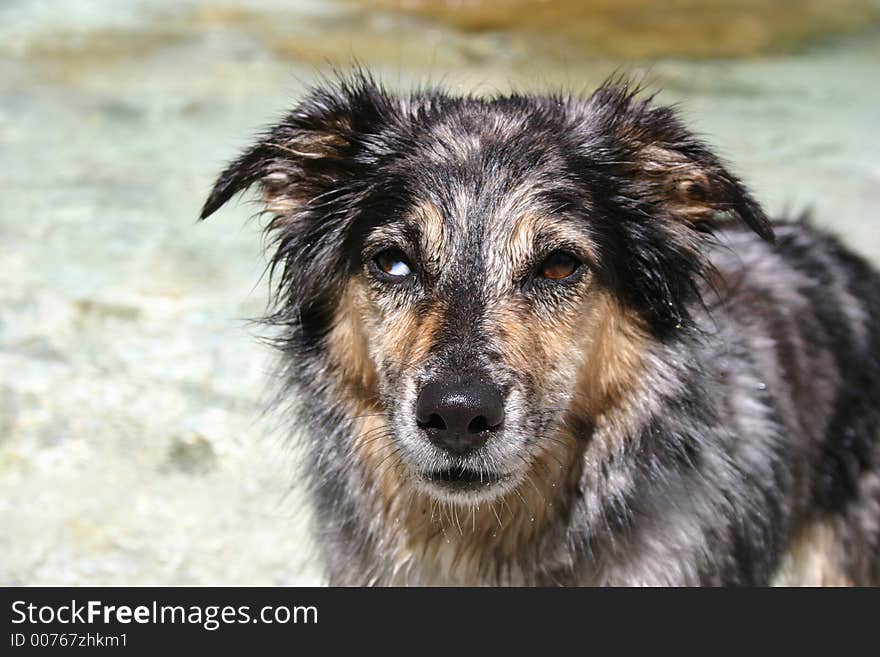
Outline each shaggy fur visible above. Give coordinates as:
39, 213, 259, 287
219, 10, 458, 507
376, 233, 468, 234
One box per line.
201, 74, 880, 586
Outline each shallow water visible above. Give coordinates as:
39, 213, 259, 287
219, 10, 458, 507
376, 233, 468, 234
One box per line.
1, 0, 878, 584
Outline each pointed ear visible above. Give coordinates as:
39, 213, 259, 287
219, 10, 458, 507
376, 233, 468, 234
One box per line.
200, 75, 391, 221
200, 142, 273, 219
588, 82, 774, 242
639, 140, 774, 242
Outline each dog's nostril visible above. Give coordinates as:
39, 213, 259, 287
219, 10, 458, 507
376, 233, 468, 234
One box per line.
467, 415, 501, 434
418, 413, 446, 431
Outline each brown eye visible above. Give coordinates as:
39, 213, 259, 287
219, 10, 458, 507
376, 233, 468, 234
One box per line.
373, 248, 412, 279
539, 251, 580, 281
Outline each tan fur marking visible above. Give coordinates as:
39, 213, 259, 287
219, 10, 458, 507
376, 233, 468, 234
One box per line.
499, 212, 599, 281
573, 292, 649, 421
261, 126, 351, 216
263, 174, 308, 217
411, 201, 446, 270
326, 279, 380, 408
487, 300, 546, 377
328, 281, 413, 549
330, 281, 416, 549
772, 521, 854, 587
641, 144, 720, 222
380, 298, 446, 370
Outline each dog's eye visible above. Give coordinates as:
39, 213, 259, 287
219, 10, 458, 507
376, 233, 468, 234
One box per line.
539, 251, 581, 281
373, 248, 412, 279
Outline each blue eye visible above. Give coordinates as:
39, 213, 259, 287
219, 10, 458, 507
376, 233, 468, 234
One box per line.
373, 248, 412, 279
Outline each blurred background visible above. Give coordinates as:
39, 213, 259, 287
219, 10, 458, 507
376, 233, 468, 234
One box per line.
1, 0, 878, 585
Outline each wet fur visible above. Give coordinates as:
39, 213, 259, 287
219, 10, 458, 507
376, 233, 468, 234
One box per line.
202, 74, 880, 586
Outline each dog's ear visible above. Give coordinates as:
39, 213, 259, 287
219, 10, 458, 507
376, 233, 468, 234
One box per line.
200, 75, 392, 221
587, 82, 774, 243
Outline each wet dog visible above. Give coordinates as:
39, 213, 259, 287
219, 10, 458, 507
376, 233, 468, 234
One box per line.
201, 74, 880, 585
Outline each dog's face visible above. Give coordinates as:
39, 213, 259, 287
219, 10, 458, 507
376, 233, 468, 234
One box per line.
202, 76, 771, 506
351, 174, 603, 504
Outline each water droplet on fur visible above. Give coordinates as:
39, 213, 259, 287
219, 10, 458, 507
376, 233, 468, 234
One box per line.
530, 517, 535, 522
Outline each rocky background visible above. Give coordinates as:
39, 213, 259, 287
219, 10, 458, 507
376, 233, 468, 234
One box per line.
1, 0, 878, 584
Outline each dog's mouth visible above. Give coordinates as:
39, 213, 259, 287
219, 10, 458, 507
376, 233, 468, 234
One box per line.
418, 467, 509, 492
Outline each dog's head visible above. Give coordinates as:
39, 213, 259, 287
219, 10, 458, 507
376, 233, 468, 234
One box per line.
202, 75, 772, 506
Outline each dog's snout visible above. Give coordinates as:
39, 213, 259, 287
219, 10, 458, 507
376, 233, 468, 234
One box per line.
416, 379, 504, 454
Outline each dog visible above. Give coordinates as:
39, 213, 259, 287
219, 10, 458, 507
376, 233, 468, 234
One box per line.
201, 74, 880, 585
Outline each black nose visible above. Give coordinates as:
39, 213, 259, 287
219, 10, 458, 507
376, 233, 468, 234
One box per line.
415, 379, 505, 454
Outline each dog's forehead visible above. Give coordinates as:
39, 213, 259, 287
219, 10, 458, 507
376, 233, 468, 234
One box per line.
401, 181, 592, 293
404, 171, 545, 248
402, 116, 569, 239
382, 104, 596, 288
